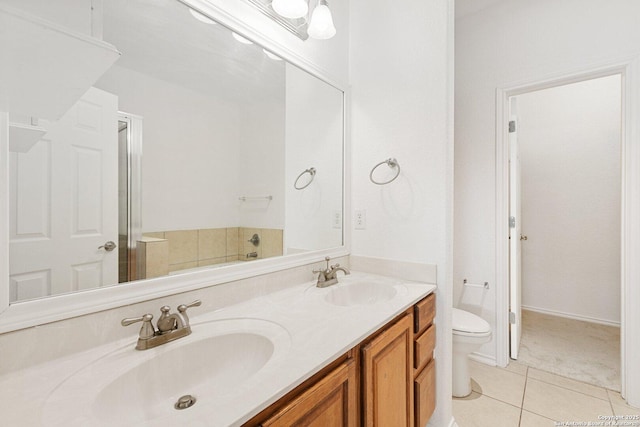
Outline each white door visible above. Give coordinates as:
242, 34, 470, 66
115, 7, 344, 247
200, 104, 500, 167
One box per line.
509, 102, 523, 359
9, 87, 119, 301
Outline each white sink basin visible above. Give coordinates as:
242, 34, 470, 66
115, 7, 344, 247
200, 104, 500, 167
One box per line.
324, 280, 402, 306
42, 318, 290, 426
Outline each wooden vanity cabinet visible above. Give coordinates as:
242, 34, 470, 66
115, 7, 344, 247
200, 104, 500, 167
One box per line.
261, 358, 358, 427
413, 293, 436, 426
244, 293, 436, 427
362, 314, 414, 426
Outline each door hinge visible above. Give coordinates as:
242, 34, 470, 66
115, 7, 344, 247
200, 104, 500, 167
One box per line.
509, 216, 516, 228
509, 120, 516, 133
509, 312, 516, 324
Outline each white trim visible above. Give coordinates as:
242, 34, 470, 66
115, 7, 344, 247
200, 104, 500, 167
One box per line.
522, 305, 621, 328
0, 246, 348, 333
0, 113, 8, 315
495, 88, 510, 368
448, 418, 459, 427
621, 57, 640, 408
495, 56, 640, 407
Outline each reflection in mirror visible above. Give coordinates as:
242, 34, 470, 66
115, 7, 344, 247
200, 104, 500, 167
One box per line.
7, 0, 344, 303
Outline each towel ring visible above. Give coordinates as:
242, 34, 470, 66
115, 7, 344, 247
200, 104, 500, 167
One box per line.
369, 158, 400, 185
294, 167, 316, 190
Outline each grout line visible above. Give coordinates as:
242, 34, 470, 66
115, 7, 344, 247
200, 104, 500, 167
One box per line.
526, 374, 611, 402
518, 369, 529, 426
608, 390, 617, 416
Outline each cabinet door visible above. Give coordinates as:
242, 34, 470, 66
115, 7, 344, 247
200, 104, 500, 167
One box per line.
415, 359, 436, 427
362, 314, 414, 426
261, 360, 358, 427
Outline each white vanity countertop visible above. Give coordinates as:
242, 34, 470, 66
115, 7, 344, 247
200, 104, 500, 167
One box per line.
0, 271, 436, 427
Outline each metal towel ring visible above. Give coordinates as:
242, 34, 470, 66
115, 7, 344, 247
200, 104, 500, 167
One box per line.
369, 158, 400, 185
294, 167, 316, 190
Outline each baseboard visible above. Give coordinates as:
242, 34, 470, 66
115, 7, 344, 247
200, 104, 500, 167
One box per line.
522, 305, 620, 327
468, 352, 497, 366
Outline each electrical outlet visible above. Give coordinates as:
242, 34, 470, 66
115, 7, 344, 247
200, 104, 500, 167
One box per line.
355, 209, 366, 230
332, 210, 342, 229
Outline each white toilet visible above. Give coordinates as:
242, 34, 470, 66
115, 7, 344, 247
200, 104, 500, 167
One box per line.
452, 308, 492, 397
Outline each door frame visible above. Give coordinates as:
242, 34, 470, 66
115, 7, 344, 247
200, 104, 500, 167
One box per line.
117, 112, 143, 282
495, 56, 640, 407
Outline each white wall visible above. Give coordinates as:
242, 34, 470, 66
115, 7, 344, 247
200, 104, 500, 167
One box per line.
349, 0, 454, 425
284, 63, 343, 253
1, 0, 94, 36
518, 76, 621, 324
96, 65, 243, 231
454, 0, 640, 360
238, 96, 286, 230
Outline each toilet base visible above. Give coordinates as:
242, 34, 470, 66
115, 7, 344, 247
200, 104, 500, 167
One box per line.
452, 351, 472, 397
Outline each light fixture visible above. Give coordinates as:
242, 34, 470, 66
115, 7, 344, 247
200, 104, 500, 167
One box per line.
188, 8, 216, 25
243, 0, 337, 41
263, 49, 283, 61
232, 32, 254, 45
307, 0, 336, 40
271, 0, 308, 19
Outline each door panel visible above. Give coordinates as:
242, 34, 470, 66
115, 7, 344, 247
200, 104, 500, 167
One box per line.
9, 87, 119, 301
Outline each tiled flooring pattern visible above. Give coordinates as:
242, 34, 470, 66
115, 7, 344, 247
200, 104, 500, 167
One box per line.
453, 360, 640, 427
518, 309, 620, 390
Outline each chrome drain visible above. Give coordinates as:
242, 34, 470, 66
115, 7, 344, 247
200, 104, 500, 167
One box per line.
174, 394, 197, 410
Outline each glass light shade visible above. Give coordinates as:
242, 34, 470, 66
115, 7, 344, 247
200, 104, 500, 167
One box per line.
307, 2, 336, 40
272, 0, 308, 19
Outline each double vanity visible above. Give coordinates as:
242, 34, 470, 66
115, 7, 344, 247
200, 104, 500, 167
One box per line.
0, 271, 436, 426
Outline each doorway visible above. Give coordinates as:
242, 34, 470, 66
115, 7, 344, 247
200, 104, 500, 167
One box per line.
508, 75, 622, 390
494, 58, 640, 407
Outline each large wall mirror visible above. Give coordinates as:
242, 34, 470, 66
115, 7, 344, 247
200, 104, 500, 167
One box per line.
3, 0, 344, 310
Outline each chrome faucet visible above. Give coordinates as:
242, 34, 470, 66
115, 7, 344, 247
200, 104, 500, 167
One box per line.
313, 256, 351, 288
121, 300, 201, 350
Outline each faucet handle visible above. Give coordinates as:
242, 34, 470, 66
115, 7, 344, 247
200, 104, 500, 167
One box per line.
177, 300, 201, 326
121, 313, 155, 339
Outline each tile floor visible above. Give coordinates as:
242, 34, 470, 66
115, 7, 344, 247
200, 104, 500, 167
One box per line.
453, 360, 640, 427
518, 310, 620, 390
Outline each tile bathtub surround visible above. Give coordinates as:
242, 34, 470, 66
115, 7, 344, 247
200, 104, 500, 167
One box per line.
0, 255, 348, 376
453, 360, 640, 427
137, 237, 169, 279
143, 227, 284, 272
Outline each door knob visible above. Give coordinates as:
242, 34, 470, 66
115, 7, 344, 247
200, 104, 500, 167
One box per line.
520, 235, 528, 241
99, 241, 117, 251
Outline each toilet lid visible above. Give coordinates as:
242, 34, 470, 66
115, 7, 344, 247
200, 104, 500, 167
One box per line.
452, 308, 491, 334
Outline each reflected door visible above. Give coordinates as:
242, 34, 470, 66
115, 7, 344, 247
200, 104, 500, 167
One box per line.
9, 87, 119, 301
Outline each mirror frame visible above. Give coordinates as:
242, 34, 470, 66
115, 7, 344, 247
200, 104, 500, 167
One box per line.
0, 0, 350, 333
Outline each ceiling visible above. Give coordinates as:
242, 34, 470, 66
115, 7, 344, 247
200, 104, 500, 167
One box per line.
101, 0, 285, 104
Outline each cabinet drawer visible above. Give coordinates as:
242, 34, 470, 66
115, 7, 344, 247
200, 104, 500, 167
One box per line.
414, 293, 436, 334
414, 359, 436, 427
414, 324, 436, 371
